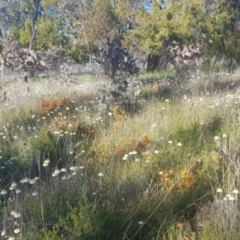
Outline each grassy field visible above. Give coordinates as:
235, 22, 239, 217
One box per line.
0, 69, 240, 239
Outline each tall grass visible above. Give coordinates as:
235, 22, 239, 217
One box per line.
0, 70, 240, 239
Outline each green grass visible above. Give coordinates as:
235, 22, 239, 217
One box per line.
0, 70, 240, 239
139, 70, 176, 83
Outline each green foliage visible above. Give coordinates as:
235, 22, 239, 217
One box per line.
19, 16, 66, 50
37, 196, 150, 240
203, 0, 236, 58
75, 0, 119, 50
13, 0, 70, 50
38, 203, 98, 239
128, 0, 207, 54
66, 47, 89, 63
2, 0, 240, 65
74, 0, 139, 52
35, 17, 63, 50
19, 18, 32, 47
128, 0, 238, 60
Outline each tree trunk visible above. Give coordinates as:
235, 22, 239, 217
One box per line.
29, 0, 40, 51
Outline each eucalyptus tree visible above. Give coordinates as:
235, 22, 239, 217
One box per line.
56, 0, 145, 51
56, 0, 145, 78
